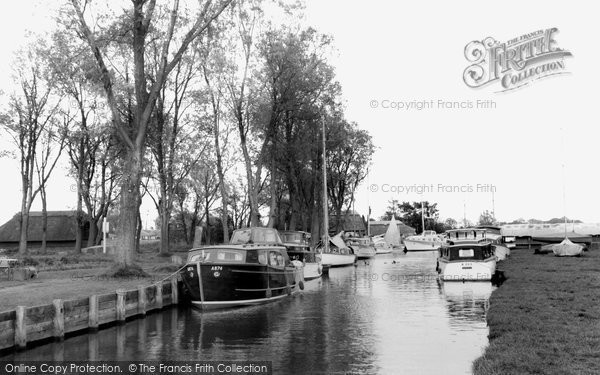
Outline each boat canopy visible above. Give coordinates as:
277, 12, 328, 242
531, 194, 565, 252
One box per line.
280, 231, 310, 245
445, 228, 488, 240
188, 246, 291, 266
477, 225, 501, 234
230, 227, 283, 245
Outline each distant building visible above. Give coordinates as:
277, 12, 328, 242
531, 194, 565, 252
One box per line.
140, 229, 160, 240
328, 211, 367, 236
368, 220, 416, 237
0, 211, 89, 249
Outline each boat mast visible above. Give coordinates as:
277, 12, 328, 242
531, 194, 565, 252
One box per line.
491, 189, 496, 223
322, 117, 329, 253
367, 168, 371, 237
421, 201, 425, 233
560, 127, 567, 238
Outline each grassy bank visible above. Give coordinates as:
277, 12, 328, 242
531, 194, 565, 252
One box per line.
0, 241, 189, 312
473, 248, 600, 375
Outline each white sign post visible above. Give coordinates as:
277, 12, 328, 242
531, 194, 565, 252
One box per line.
102, 219, 110, 254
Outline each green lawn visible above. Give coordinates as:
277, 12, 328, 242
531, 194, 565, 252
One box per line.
0, 241, 190, 312
473, 248, 600, 375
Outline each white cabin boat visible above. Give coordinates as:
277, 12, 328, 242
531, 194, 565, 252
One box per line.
280, 230, 323, 280
373, 237, 393, 254
346, 236, 377, 259
477, 225, 511, 260
404, 230, 444, 251
437, 229, 497, 281
318, 233, 357, 267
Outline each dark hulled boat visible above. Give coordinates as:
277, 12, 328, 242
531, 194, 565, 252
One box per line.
180, 227, 304, 310
180, 244, 304, 310
280, 231, 322, 280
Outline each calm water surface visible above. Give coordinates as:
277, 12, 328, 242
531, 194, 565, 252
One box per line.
3, 252, 493, 374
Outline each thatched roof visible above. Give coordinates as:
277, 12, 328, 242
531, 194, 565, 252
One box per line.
329, 211, 366, 232
368, 220, 416, 236
0, 211, 85, 242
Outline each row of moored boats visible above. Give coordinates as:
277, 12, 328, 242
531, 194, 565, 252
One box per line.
178, 224, 518, 310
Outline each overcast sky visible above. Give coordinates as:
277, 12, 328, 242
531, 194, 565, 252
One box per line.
1, 0, 599, 227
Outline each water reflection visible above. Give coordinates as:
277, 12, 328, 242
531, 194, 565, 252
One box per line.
2, 252, 492, 374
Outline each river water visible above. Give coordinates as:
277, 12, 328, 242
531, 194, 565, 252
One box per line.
2, 252, 493, 374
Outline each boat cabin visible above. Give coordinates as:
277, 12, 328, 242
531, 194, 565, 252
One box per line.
280, 231, 310, 247
229, 227, 284, 245
444, 229, 488, 244
187, 245, 292, 268
439, 244, 495, 261
422, 230, 438, 237
346, 237, 373, 247
477, 225, 501, 235
280, 231, 317, 262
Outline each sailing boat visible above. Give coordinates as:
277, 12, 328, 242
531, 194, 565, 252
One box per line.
380, 216, 401, 252
543, 128, 584, 257
404, 202, 444, 251
317, 117, 357, 267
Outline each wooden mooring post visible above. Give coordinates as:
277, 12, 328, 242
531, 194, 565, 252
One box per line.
116, 289, 126, 323
89, 295, 99, 330
53, 299, 65, 340
171, 276, 179, 305
138, 285, 147, 315
156, 284, 163, 309
2, 279, 182, 352
15, 306, 26, 350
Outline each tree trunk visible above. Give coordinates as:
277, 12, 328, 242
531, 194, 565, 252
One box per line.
180, 211, 189, 246
135, 202, 143, 254
75, 185, 84, 253
87, 218, 99, 248
239, 139, 260, 226
204, 194, 211, 244
18, 212, 29, 255
214, 132, 229, 241
266, 158, 278, 228
40, 189, 48, 254
160, 207, 170, 255
115, 150, 142, 265
18, 174, 30, 255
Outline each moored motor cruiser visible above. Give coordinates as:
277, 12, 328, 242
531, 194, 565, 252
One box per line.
437, 229, 497, 281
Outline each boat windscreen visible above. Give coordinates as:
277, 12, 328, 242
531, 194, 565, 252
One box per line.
281, 232, 304, 244
189, 248, 246, 263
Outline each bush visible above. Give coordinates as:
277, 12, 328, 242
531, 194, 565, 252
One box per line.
108, 263, 149, 278
59, 255, 80, 264
20, 257, 39, 267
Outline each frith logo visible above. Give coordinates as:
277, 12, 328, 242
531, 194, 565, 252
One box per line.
463, 28, 572, 92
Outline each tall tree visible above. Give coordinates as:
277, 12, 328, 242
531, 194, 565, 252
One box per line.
223, 2, 265, 227
148, 46, 204, 254
327, 120, 374, 231
69, 0, 233, 267
1, 50, 61, 254
478, 210, 496, 226
35, 114, 68, 253
46, 28, 119, 251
